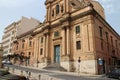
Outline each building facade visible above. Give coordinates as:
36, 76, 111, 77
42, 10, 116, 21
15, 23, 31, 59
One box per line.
13, 0, 120, 74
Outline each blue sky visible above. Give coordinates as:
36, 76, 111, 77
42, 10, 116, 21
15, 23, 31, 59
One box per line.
0, 0, 120, 42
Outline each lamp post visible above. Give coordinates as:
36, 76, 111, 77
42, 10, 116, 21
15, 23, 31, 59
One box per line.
78, 57, 81, 75
28, 55, 30, 65
98, 58, 103, 74
37, 59, 39, 68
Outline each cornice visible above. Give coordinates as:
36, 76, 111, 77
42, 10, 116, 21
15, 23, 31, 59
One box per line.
16, 29, 34, 39
45, 0, 54, 5
93, 9, 120, 39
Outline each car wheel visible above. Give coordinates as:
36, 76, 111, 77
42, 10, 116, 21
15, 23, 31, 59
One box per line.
118, 77, 120, 80
107, 75, 111, 78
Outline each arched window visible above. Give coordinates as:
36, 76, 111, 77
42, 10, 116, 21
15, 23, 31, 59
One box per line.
52, 10, 54, 17
29, 52, 31, 56
56, 4, 60, 14
16, 45, 18, 50
22, 43, 24, 49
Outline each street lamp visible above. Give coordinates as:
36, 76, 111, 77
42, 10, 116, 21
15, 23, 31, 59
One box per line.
98, 58, 103, 65
78, 57, 81, 75
37, 59, 39, 68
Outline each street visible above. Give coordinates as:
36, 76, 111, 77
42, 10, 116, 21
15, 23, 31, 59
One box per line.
5, 64, 117, 80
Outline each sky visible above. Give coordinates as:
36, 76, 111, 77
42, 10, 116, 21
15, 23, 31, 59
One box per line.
0, 0, 120, 42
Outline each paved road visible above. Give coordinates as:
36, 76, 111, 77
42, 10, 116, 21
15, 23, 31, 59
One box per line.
4, 64, 116, 80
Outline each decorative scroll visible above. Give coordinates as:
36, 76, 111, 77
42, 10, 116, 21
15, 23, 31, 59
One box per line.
70, 0, 91, 9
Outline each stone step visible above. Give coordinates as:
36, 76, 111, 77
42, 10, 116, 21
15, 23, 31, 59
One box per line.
43, 63, 67, 71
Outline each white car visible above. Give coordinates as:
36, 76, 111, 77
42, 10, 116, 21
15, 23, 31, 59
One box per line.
2, 60, 7, 64
2, 60, 12, 65
6, 61, 12, 65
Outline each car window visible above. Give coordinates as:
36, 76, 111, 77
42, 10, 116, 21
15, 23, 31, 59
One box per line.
114, 69, 120, 73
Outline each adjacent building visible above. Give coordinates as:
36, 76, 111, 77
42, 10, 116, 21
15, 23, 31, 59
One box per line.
0, 43, 3, 68
2, 22, 17, 56
12, 0, 120, 75
13, 17, 41, 65
2, 16, 40, 58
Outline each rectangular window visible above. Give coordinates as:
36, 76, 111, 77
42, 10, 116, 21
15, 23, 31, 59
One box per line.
41, 37, 43, 43
106, 32, 108, 42
54, 31, 59, 37
10, 43, 12, 47
76, 41, 81, 50
101, 40, 104, 50
12, 31, 14, 34
111, 36, 113, 47
99, 27, 102, 38
107, 44, 109, 53
61, 5, 64, 13
76, 25, 80, 34
40, 48, 43, 55
115, 40, 117, 48
29, 41, 32, 47
29, 52, 31, 56
9, 49, 11, 52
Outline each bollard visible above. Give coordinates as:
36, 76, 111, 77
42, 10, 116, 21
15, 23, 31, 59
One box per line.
50, 77, 53, 80
12, 68, 14, 73
21, 70, 23, 76
38, 74, 41, 80
28, 72, 31, 77
7, 67, 9, 71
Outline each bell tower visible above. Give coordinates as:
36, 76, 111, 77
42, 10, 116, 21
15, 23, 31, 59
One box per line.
45, 0, 70, 22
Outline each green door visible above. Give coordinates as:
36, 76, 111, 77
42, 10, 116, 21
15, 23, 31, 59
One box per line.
54, 45, 60, 63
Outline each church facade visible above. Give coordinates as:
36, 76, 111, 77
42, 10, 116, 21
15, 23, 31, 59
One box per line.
13, 0, 120, 74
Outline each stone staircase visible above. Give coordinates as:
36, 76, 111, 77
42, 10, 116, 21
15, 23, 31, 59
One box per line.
43, 63, 67, 71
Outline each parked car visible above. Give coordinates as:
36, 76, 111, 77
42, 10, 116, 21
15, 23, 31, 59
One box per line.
2, 59, 7, 64
108, 69, 120, 79
0, 69, 10, 76
2, 60, 12, 65
0, 74, 27, 80
6, 61, 12, 65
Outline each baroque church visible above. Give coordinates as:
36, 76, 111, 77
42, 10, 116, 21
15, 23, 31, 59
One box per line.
13, 0, 120, 74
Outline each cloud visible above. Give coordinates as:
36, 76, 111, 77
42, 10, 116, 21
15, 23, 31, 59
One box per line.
94, 0, 120, 14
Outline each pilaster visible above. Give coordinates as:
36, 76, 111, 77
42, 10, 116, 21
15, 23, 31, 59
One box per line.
66, 26, 70, 55
62, 27, 66, 55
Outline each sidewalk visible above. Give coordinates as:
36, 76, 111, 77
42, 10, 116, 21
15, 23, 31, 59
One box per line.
17, 64, 105, 77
